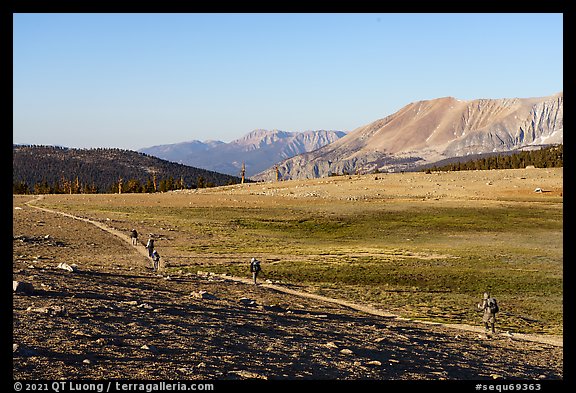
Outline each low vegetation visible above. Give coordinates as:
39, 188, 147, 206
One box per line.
174, 204, 562, 334
33, 167, 562, 336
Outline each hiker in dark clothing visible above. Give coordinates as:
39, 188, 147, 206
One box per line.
152, 250, 161, 272
130, 229, 138, 246
477, 292, 498, 334
249, 258, 261, 285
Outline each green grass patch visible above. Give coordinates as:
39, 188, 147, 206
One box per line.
35, 194, 563, 335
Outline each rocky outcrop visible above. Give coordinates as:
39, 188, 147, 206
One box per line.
443, 93, 563, 156
13, 280, 34, 294
253, 93, 563, 181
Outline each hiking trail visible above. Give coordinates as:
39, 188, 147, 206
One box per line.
25, 196, 562, 348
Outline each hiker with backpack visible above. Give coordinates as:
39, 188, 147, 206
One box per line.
249, 257, 261, 285
130, 229, 138, 246
146, 237, 155, 258
151, 249, 161, 272
477, 292, 499, 334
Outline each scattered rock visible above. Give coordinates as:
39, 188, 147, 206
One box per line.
191, 290, 218, 300
366, 360, 382, 366
72, 330, 93, 337
57, 262, 77, 272
325, 341, 339, 349
13, 280, 34, 294
13, 344, 39, 357
95, 337, 124, 347
83, 358, 93, 365
140, 344, 159, 353
431, 371, 447, 379
534, 187, 543, 193
228, 370, 268, 380
239, 297, 257, 306
262, 304, 286, 313
340, 348, 353, 355
26, 305, 66, 317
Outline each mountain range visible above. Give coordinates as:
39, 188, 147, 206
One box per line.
252, 92, 563, 181
139, 129, 347, 178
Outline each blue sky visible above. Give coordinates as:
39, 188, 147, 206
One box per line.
13, 13, 563, 150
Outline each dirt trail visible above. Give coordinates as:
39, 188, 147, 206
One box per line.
23, 197, 562, 348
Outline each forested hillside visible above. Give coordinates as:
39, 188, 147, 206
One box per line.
13, 145, 244, 194
423, 144, 563, 172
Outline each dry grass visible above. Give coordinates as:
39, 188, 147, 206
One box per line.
25, 167, 563, 335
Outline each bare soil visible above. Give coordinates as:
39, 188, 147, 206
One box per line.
13, 177, 563, 381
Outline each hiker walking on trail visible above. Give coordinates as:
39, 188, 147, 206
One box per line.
250, 257, 261, 285
146, 237, 155, 258
130, 229, 138, 246
152, 250, 161, 272
477, 292, 499, 334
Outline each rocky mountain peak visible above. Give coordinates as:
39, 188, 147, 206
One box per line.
252, 92, 563, 181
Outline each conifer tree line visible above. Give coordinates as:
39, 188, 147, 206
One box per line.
12, 174, 222, 195
13, 145, 243, 195
423, 145, 562, 173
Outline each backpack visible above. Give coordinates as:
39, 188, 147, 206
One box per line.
250, 261, 261, 273
487, 297, 499, 314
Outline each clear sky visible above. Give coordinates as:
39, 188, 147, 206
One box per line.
13, 13, 563, 150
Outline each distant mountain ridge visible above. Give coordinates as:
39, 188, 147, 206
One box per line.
252, 92, 563, 181
139, 129, 347, 177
